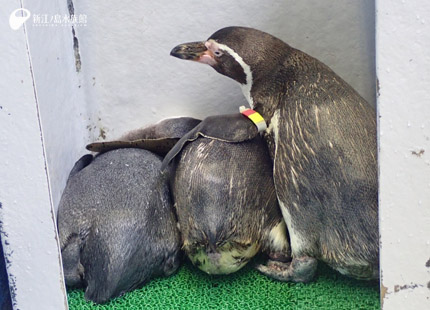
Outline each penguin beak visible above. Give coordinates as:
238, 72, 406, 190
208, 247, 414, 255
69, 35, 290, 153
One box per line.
170, 41, 217, 66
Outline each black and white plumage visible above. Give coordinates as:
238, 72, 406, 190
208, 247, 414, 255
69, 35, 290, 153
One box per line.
170, 26, 378, 282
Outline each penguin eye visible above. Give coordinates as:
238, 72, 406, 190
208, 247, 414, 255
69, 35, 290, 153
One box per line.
213, 50, 223, 57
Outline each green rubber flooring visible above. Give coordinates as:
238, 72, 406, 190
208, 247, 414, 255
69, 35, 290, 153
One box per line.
67, 260, 380, 310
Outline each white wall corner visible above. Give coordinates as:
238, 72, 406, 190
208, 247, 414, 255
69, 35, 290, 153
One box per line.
377, 0, 430, 309
25, 1, 91, 211
0, 1, 73, 309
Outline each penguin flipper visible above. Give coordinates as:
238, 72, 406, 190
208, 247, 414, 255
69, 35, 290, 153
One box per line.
120, 117, 201, 141
86, 138, 180, 156
81, 227, 150, 304
161, 113, 259, 170
86, 117, 202, 156
197, 113, 259, 142
61, 234, 85, 288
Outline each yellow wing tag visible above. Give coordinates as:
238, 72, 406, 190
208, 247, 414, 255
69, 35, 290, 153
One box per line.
239, 106, 267, 132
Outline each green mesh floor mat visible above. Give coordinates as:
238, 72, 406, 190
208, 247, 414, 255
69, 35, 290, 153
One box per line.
67, 261, 380, 310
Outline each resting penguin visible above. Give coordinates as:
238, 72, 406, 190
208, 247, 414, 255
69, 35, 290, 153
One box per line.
161, 113, 291, 275
170, 27, 378, 282
89, 115, 291, 275
57, 148, 181, 304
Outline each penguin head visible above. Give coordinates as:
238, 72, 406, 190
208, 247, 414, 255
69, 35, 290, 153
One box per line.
179, 201, 261, 275
170, 27, 288, 96
183, 233, 260, 275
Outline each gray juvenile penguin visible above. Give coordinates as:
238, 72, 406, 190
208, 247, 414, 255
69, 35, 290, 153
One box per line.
170, 27, 378, 282
57, 148, 181, 304
161, 113, 291, 275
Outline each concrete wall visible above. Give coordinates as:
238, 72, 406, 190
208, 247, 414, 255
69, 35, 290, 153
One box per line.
26, 0, 90, 216
74, 0, 376, 143
377, 0, 430, 308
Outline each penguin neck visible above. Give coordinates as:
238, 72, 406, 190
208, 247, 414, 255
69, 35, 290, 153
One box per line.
241, 56, 291, 116
247, 81, 283, 125
240, 82, 254, 108
213, 41, 254, 108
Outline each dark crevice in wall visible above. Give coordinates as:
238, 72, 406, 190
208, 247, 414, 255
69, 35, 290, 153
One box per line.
0, 203, 13, 310
67, 0, 82, 72
67, 0, 74, 15
72, 29, 82, 72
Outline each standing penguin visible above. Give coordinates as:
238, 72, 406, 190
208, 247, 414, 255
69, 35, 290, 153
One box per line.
58, 148, 181, 304
161, 113, 291, 275
170, 27, 378, 282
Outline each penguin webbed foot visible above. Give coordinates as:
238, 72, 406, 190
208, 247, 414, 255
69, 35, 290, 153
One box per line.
256, 256, 317, 283
267, 251, 291, 263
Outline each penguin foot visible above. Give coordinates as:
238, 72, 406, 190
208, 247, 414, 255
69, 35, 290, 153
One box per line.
268, 251, 291, 263
256, 256, 317, 283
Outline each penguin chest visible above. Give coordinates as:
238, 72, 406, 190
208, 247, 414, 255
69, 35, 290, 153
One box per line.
267, 108, 315, 204
266, 110, 298, 201
266, 109, 309, 256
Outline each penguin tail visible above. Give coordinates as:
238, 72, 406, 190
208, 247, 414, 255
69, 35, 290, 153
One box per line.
61, 234, 84, 288
68, 154, 93, 179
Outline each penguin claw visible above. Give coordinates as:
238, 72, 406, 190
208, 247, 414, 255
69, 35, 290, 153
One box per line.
256, 256, 317, 283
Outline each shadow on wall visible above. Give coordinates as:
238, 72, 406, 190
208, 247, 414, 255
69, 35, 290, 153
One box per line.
0, 236, 12, 310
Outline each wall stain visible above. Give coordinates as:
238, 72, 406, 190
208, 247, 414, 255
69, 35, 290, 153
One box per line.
376, 78, 380, 97
411, 149, 425, 157
99, 128, 107, 140
425, 258, 430, 268
380, 284, 388, 306
394, 283, 422, 292
0, 106, 11, 116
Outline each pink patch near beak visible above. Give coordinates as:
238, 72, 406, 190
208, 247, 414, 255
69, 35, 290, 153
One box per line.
196, 41, 217, 66
198, 51, 217, 66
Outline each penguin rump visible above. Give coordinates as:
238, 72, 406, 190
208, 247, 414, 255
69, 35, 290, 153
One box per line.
171, 27, 379, 282
162, 113, 291, 275
57, 148, 181, 304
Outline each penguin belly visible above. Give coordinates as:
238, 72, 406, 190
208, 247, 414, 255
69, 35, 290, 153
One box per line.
171, 137, 290, 275
57, 148, 181, 304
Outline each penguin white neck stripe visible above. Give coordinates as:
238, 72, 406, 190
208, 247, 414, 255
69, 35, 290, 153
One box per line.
206, 39, 254, 108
